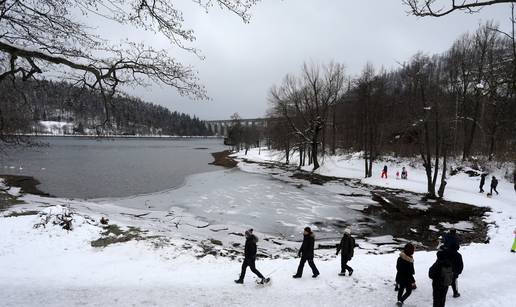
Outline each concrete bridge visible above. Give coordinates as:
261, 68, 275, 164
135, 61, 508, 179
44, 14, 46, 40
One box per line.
204, 118, 267, 136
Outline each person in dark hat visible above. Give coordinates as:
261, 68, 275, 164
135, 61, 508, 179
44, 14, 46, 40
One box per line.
293, 227, 320, 278
234, 229, 269, 284
336, 227, 355, 276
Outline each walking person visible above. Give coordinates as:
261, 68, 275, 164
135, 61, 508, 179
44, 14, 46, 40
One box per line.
336, 227, 355, 276
429, 250, 454, 307
395, 243, 416, 306
293, 227, 320, 278
479, 173, 487, 193
381, 165, 388, 179
234, 229, 269, 284
490, 176, 499, 195
401, 167, 408, 179
449, 250, 464, 298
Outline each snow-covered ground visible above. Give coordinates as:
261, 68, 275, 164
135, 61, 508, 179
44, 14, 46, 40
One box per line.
1, 150, 515, 306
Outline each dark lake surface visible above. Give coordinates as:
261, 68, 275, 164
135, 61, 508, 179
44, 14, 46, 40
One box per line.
0, 137, 226, 199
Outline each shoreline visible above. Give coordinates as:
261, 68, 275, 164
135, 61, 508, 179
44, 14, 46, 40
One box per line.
209, 150, 238, 168
18, 134, 223, 139
0, 174, 52, 197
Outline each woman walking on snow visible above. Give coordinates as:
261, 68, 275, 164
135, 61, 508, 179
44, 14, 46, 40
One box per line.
234, 229, 269, 284
293, 227, 320, 278
395, 243, 416, 306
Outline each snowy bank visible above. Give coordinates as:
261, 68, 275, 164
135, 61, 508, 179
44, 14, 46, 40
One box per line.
1, 149, 516, 306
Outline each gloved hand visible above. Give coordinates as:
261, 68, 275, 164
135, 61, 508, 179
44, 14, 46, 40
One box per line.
335, 251, 339, 256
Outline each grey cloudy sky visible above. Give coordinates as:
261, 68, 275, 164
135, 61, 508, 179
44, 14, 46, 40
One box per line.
120, 1, 512, 120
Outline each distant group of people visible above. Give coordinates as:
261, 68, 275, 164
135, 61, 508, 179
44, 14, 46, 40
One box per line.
479, 173, 499, 196
381, 165, 408, 180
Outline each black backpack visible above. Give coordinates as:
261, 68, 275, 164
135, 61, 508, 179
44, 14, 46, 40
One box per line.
440, 264, 454, 287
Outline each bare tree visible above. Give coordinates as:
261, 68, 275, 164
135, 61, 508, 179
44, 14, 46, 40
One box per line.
403, 0, 515, 17
269, 62, 346, 171
0, 0, 260, 138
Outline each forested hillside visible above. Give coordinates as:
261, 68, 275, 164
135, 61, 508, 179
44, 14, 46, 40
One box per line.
0, 80, 210, 136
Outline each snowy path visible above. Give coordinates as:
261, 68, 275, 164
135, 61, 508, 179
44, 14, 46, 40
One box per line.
1, 211, 514, 307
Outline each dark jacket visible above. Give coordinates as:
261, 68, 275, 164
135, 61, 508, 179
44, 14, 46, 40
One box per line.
244, 235, 258, 261
429, 250, 454, 287
491, 177, 498, 188
336, 234, 355, 261
395, 252, 415, 286
450, 251, 464, 277
299, 233, 315, 259
480, 174, 487, 186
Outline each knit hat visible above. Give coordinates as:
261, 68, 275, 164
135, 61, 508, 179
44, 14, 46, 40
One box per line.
304, 226, 312, 233
344, 227, 351, 235
403, 243, 415, 256
245, 228, 253, 237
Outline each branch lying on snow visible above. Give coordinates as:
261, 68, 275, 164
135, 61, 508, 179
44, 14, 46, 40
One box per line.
185, 223, 210, 229
119, 212, 151, 218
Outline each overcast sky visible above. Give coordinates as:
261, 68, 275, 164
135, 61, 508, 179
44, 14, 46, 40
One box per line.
120, 1, 512, 120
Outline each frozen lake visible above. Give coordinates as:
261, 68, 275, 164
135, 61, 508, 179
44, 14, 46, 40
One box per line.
0, 137, 225, 199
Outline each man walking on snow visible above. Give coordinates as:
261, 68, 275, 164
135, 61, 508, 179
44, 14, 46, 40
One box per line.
234, 229, 269, 284
490, 176, 499, 195
293, 227, 320, 278
479, 173, 487, 193
336, 227, 355, 276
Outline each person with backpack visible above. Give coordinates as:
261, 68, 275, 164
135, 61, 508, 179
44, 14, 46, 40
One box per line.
450, 250, 464, 298
429, 250, 454, 307
511, 228, 516, 253
234, 229, 269, 284
490, 176, 499, 195
381, 165, 388, 179
479, 173, 487, 193
395, 243, 416, 306
442, 229, 460, 252
293, 227, 320, 279
336, 227, 355, 276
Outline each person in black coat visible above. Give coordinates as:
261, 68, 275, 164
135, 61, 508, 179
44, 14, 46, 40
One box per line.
450, 250, 464, 298
490, 176, 499, 195
395, 243, 416, 306
429, 250, 454, 307
235, 229, 267, 284
479, 173, 487, 193
293, 227, 320, 278
336, 227, 355, 276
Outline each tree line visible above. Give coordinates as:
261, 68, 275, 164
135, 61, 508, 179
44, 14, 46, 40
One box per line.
0, 79, 210, 136
265, 22, 516, 198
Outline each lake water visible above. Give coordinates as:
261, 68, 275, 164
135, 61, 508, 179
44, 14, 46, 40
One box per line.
0, 137, 226, 199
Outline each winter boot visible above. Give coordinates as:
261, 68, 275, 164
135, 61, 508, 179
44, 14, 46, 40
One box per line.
312, 273, 319, 278
348, 269, 353, 276
234, 279, 243, 284
453, 292, 461, 298
396, 301, 403, 306
292, 274, 302, 278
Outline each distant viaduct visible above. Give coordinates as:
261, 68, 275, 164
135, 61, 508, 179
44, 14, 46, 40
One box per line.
203, 118, 267, 136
